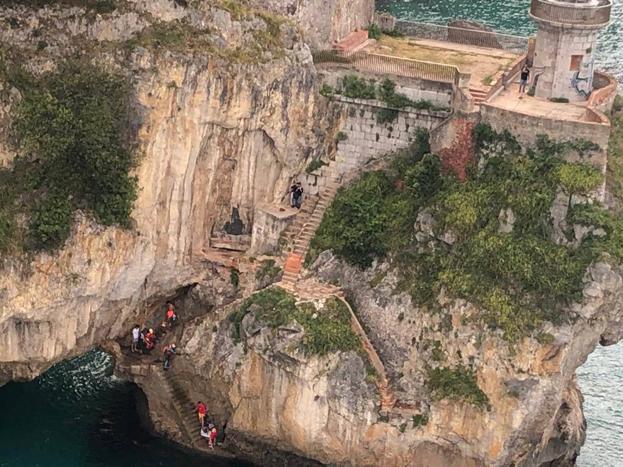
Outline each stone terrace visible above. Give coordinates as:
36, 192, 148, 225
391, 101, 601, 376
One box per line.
367, 35, 520, 95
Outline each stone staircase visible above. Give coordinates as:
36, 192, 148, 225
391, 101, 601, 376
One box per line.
280, 176, 341, 289
332, 29, 370, 55
468, 87, 489, 106
160, 368, 205, 449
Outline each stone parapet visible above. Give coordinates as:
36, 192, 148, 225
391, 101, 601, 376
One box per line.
529, 0, 612, 27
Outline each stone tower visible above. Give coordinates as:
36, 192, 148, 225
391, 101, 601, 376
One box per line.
529, 0, 612, 102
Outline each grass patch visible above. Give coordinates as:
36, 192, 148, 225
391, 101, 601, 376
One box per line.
228, 288, 360, 356
427, 366, 489, 408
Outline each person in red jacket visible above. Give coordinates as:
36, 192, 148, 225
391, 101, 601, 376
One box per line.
196, 400, 207, 426
165, 302, 177, 327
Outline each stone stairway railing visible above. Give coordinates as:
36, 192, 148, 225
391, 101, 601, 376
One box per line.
339, 297, 397, 411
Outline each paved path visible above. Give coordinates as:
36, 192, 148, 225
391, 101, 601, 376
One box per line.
489, 83, 591, 122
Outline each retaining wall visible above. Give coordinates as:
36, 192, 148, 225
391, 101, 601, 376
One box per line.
332, 96, 449, 173
480, 103, 610, 171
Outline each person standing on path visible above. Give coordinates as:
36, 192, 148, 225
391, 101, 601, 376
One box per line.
196, 401, 207, 427
519, 64, 530, 96
131, 324, 140, 353
165, 302, 177, 327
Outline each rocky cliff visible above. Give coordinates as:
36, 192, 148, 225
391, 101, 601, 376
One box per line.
1, 2, 622, 467
0, 0, 341, 383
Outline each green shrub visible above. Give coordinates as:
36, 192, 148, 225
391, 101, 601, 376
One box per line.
341, 75, 377, 100
230, 268, 240, 288
336, 131, 348, 142
427, 366, 489, 408
549, 97, 570, 103
308, 171, 393, 268
306, 158, 328, 174
28, 192, 72, 250
556, 162, 602, 208
412, 414, 429, 427
320, 83, 335, 98
366, 23, 382, 40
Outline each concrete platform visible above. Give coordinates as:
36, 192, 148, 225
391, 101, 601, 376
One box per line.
489, 82, 590, 123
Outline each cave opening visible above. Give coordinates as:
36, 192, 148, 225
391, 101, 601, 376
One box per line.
576, 341, 623, 466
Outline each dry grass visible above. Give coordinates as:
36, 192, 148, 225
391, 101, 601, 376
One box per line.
371, 36, 516, 88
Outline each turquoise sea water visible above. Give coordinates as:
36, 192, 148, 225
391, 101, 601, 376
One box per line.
378, 1, 623, 465
376, 0, 623, 82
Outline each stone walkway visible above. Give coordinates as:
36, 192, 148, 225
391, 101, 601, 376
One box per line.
488, 83, 591, 122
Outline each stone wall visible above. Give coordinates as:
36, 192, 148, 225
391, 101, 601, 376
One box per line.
259, 0, 374, 49
480, 103, 610, 173
332, 96, 449, 174
319, 69, 454, 109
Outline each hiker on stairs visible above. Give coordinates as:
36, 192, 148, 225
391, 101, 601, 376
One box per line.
163, 343, 176, 370
196, 401, 207, 427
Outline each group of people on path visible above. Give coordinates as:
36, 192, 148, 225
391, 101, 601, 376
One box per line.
130, 302, 179, 370
196, 401, 219, 449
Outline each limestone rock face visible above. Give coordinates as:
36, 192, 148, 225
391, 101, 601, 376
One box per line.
0, 2, 337, 384
260, 0, 375, 49
307, 253, 623, 466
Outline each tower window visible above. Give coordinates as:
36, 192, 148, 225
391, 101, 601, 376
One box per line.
570, 55, 583, 71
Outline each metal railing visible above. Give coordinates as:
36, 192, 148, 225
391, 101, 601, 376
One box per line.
529, 0, 612, 25
394, 20, 529, 55
312, 50, 460, 85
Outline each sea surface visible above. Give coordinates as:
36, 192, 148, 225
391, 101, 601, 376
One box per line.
378, 1, 623, 465
0, 350, 247, 467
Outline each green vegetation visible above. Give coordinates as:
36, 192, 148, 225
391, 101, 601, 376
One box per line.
228, 288, 360, 356
319, 83, 335, 98
306, 158, 328, 174
333, 75, 449, 113
230, 268, 240, 288
255, 259, 281, 282
309, 124, 621, 341
0, 60, 136, 252
549, 97, 570, 103
412, 413, 429, 427
427, 366, 489, 408
366, 23, 382, 40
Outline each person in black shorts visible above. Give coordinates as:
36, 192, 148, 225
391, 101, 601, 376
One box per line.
519, 64, 530, 96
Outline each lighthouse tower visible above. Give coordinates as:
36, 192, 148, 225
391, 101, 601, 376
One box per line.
529, 0, 612, 102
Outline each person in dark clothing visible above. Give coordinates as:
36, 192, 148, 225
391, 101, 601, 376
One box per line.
519, 64, 530, 95
291, 182, 304, 209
